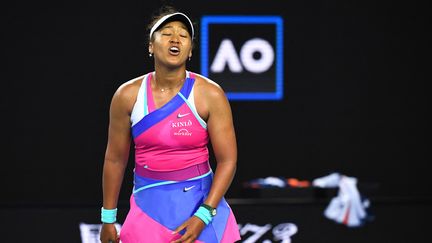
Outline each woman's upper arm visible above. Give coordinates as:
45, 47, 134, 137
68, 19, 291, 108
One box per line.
104, 83, 136, 164
205, 82, 237, 164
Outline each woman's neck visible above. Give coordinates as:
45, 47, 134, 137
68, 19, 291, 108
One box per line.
153, 65, 187, 91
153, 65, 186, 92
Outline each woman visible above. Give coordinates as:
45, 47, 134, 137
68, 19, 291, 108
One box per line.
100, 7, 241, 243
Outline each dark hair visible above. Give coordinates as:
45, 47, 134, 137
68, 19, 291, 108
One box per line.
146, 5, 196, 46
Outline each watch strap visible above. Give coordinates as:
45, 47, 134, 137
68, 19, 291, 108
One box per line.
201, 203, 216, 216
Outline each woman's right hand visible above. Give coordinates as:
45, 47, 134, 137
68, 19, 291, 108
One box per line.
100, 223, 119, 243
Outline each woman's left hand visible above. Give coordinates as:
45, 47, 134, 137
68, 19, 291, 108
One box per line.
171, 216, 206, 243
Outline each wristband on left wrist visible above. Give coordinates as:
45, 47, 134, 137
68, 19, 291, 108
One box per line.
194, 204, 217, 225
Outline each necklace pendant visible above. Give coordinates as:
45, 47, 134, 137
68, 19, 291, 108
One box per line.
161, 88, 165, 92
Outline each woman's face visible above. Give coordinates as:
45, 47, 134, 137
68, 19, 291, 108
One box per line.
149, 21, 193, 68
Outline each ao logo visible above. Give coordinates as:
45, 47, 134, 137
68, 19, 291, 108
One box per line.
211, 38, 274, 73
201, 16, 284, 100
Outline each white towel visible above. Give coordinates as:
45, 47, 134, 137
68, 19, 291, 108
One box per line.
313, 173, 370, 227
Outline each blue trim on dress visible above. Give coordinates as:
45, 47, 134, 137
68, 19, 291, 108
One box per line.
132, 171, 212, 194
178, 92, 207, 129
131, 77, 195, 139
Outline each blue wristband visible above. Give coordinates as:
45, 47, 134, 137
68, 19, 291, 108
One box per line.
101, 207, 117, 223
194, 206, 212, 225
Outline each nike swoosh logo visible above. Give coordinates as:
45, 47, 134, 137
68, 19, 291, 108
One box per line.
183, 185, 195, 192
177, 113, 190, 118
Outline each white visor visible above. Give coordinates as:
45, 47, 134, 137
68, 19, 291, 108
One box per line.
149, 12, 194, 40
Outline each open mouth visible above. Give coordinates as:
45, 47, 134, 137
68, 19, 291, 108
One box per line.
169, 46, 180, 55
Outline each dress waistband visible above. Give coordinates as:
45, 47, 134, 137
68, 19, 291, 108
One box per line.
134, 162, 211, 181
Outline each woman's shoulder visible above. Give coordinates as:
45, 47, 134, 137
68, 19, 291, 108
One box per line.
114, 74, 146, 98
110, 74, 147, 110
191, 73, 231, 117
192, 73, 226, 99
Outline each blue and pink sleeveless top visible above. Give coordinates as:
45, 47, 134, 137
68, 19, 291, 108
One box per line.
130, 71, 209, 172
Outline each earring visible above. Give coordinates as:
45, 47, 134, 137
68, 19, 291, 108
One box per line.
149, 53, 153, 57
188, 56, 191, 61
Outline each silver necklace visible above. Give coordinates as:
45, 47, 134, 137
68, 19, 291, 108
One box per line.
155, 78, 184, 92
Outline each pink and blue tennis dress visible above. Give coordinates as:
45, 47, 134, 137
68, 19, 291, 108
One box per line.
119, 71, 241, 243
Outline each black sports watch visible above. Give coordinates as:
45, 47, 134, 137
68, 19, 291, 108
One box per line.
201, 203, 217, 217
